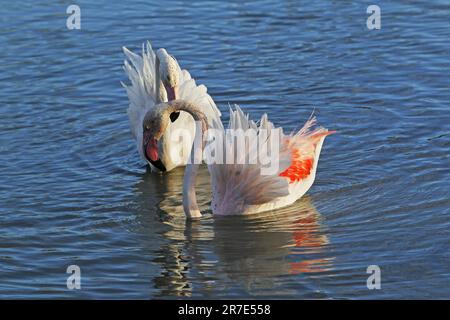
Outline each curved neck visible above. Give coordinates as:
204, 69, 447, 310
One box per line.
155, 100, 208, 219
155, 55, 164, 103
175, 103, 207, 219
182, 117, 206, 219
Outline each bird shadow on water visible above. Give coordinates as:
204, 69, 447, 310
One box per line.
130, 165, 334, 298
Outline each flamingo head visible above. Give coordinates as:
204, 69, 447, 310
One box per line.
142, 100, 208, 172
142, 107, 171, 172
156, 48, 180, 101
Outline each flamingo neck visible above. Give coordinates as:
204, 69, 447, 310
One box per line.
154, 100, 207, 219
183, 120, 204, 219
155, 56, 165, 103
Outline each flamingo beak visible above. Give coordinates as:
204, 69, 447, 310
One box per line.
143, 131, 166, 172
165, 84, 178, 101
146, 138, 159, 162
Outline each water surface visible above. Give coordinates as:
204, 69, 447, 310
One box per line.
0, 0, 449, 298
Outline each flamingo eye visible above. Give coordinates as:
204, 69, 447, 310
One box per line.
170, 112, 180, 122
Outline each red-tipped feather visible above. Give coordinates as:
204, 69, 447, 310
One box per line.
279, 151, 313, 183
280, 130, 335, 183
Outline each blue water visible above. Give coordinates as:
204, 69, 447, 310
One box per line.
0, 0, 449, 299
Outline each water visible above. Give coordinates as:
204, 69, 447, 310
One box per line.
0, 0, 449, 299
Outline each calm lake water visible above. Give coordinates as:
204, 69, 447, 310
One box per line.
0, 0, 449, 299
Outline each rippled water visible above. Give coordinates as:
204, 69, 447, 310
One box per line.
1, 1, 449, 299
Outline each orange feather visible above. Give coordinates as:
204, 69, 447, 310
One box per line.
279, 149, 313, 183
280, 130, 336, 183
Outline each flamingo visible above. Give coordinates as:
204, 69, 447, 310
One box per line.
142, 100, 335, 218
122, 42, 221, 172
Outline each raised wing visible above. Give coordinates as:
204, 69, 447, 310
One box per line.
122, 42, 223, 162
207, 106, 292, 214
122, 42, 159, 160
173, 58, 223, 130
280, 116, 335, 183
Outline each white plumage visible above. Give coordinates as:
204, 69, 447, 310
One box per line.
206, 106, 333, 215
138, 99, 333, 218
122, 43, 334, 217
122, 41, 222, 171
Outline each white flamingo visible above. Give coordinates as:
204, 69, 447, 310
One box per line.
142, 100, 334, 218
122, 42, 221, 172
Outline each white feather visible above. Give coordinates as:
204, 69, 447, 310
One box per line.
206, 106, 291, 215
122, 41, 222, 167
206, 106, 332, 215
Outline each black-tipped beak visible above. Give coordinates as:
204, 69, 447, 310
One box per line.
149, 158, 166, 172
143, 133, 167, 172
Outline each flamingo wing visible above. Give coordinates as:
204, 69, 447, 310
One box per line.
174, 61, 223, 130
281, 121, 336, 183
122, 42, 159, 160
207, 106, 293, 215
207, 108, 334, 215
